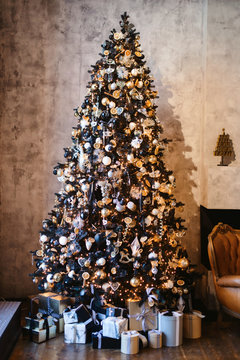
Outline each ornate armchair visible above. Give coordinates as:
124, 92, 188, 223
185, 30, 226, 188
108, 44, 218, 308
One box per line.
208, 222, 240, 319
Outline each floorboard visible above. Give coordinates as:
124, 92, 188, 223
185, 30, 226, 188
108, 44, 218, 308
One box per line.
9, 318, 240, 360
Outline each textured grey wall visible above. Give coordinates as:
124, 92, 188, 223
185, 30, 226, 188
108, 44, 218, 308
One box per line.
1, 0, 239, 298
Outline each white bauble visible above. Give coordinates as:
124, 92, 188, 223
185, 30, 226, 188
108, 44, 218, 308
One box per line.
127, 201, 136, 211
151, 208, 159, 216
116, 204, 126, 212
108, 170, 114, 178
153, 181, 160, 189
46, 274, 54, 283
40, 234, 48, 243
59, 236, 68, 246
68, 270, 75, 278
131, 68, 138, 76
129, 122, 136, 130
96, 257, 106, 266
110, 83, 117, 90
81, 183, 90, 192
127, 154, 135, 163
102, 156, 111, 166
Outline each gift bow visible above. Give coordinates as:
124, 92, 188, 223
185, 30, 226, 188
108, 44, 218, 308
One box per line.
128, 306, 155, 331
146, 287, 158, 307
92, 330, 103, 349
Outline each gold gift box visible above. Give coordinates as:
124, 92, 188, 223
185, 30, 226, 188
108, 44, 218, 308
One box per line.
127, 298, 157, 331
25, 316, 54, 330
23, 325, 57, 343
183, 311, 202, 339
38, 292, 70, 314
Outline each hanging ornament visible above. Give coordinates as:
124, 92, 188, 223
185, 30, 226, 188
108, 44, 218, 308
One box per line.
40, 234, 48, 243
130, 277, 140, 287
102, 156, 112, 166
178, 257, 190, 269
96, 257, 106, 266
59, 236, 68, 246
131, 236, 141, 257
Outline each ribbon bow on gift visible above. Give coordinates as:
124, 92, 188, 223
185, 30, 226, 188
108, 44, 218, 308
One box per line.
129, 305, 155, 332
92, 330, 103, 349
139, 287, 158, 308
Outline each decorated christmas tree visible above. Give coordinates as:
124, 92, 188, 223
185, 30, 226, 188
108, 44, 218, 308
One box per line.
30, 12, 194, 310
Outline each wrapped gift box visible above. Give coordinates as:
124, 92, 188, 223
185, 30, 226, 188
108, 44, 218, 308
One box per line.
148, 329, 162, 348
64, 318, 93, 344
27, 295, 39, 316
63, 304, 92, 325
158, 311, 183, 347
54, 316, 64, 334
127, 299, 158, 331
102, 317, 128, 339
91, 300, 128, 322
23, 324, 56, 343
25, 316, 54, 330
92, 330, 121, 349
38, 292, 70, 314
183, 310, 204, 339
121, 331, 139, 355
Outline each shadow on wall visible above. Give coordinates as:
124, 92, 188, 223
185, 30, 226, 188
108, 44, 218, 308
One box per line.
154, 71, 199, 264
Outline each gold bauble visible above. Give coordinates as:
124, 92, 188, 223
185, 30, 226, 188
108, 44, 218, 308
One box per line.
130, 277, 140, 287
149, 155, 157, 164
111, 267, 117, 274
177, 279, 185, 286
57, 169, 63, 177
53, 273, 62, 282
183, 288, 189, 294
178, 257, 190, 269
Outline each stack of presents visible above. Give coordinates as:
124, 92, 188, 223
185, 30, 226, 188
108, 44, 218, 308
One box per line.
23, 291, 204, 354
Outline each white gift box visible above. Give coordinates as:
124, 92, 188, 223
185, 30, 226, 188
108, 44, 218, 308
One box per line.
158, 311, 183, 347
148, 329, 162, 348
121, 331, 139, 354
102, 316, 128, 339
64, 318, 93, 344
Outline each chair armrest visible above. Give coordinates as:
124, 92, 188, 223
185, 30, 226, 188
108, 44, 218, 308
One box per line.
217, 275, 240, 287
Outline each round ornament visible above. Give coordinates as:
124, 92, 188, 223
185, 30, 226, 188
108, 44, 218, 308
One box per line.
96, 257, 106, 266
53, 273, 62, 282
127, 201, 136, 211
101, 208, 110, 217
178, 257, 189, 269
59, 236, 68, 246
82, 272, 90, 280
40, 234, 48, 243
102, 156, 111, 166
81, 183, 90, 192
46, 274, 54, 283
111, 267, 117, 274
57, 169, 63, 177
130, 277, 140, 287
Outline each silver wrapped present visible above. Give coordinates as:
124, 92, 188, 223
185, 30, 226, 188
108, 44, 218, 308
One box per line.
102, 316, 128, 339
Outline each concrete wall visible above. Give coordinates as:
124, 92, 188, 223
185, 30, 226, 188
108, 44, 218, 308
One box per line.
0, 0, 239, 298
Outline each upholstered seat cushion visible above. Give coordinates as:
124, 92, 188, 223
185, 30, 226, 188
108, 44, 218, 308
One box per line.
217, 275, 240, 287
213, 229, 240, 276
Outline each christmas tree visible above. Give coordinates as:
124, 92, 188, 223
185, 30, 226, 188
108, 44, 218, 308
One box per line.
31, 12, 193, 310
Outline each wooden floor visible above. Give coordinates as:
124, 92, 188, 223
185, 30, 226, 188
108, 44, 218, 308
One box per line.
9, 318, 240, 360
